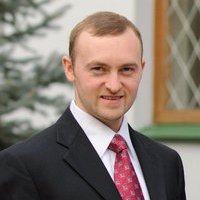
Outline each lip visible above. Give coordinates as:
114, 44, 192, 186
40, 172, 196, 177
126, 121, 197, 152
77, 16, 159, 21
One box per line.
100, 95, 123, 100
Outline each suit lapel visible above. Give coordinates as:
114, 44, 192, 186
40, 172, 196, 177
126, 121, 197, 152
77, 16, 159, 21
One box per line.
56, 108, 121, 200
129, 128, 167, 200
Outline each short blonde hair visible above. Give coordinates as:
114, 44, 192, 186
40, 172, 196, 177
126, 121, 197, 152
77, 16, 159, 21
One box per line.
69, 11, 143, 63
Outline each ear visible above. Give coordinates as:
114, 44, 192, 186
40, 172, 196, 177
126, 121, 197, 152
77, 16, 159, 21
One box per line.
62, 56, 75, 82
141, 59, 145, 70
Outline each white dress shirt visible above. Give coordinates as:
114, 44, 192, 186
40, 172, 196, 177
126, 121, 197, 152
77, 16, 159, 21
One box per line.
70, 100, 150, 200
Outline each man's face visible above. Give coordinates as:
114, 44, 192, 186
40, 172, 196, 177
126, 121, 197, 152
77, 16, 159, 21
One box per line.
63, 28, 145, 132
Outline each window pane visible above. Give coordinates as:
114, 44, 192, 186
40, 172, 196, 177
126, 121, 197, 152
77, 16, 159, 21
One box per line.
166, 0, 200, 110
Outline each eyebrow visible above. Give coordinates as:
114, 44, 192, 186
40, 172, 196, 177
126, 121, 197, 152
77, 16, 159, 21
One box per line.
85, 60, 139, 68
85, 60, 107, 68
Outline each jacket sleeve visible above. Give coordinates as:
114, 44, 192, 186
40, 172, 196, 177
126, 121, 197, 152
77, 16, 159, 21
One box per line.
0, 150, 40, 200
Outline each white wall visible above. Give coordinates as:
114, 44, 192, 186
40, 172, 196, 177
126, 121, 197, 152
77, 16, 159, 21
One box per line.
127, 0, 155, 129
164, 142, 200, 200
133, 0, 155, 129
29, 0, 136, 57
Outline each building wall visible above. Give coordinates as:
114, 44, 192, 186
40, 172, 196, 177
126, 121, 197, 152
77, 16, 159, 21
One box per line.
128, 0, 154, 129
164, 142, 200, 200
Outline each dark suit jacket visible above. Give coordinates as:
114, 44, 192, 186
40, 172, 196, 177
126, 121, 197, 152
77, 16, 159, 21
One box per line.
0, 107, 186, 200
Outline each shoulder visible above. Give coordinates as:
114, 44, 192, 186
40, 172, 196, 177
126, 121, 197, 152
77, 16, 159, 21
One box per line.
129, 127, 185, 181
0, 106, 73, 158
129, 127, 182, 161
0, 105, 77, 166
0, 123, 56, 159
130, 128, 186, 199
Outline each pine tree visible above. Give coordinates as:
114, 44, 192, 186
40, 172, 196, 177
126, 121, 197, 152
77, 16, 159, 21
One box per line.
0, 0, 71, 149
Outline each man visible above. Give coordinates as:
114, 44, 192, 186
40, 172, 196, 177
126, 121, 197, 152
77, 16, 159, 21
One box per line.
0, 11, 186, 200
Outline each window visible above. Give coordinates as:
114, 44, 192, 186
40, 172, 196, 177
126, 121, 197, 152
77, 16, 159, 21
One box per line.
154, 0, 200, 123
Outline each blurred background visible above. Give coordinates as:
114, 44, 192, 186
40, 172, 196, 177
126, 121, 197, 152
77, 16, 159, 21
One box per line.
0, 0, 199, 199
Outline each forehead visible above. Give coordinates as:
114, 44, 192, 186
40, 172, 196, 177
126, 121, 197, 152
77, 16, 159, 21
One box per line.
74, 28, 142, 59
72, 29, 142, 68
77, 27, 140, 44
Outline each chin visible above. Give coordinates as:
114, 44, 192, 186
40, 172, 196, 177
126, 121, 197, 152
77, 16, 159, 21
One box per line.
99, 113, 123, 122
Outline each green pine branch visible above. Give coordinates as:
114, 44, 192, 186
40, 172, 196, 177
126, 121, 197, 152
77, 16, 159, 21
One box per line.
0, 0, 71, 149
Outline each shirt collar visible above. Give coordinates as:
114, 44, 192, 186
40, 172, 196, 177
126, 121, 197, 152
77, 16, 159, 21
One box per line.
70, 100, 135, 159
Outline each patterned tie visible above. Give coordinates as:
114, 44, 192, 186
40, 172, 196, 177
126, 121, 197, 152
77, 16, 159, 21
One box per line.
109, 134, 144, 200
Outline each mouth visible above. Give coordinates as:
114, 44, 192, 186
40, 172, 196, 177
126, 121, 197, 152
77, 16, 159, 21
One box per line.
101, 95, 123, 100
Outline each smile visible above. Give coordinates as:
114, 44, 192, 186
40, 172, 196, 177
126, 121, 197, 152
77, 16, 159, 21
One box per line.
101, 96, 123, 100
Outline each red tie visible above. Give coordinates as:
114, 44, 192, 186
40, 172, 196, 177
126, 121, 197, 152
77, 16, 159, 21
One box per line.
109, 134, 144, 200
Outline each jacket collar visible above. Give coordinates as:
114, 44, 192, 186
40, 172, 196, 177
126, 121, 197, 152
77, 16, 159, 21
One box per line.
129, 127, 167, 200
56, 107, 121, 200
56, 107, 167, 200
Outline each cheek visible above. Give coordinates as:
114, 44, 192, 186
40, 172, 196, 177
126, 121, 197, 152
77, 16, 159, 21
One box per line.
83, 77, 103, 90
125, 79, 139, 91
124, 81, 141, 99
76, 79, 98, 96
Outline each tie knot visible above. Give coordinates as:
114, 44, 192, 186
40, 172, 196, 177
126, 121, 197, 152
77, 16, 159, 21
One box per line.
108, 134, 128, 153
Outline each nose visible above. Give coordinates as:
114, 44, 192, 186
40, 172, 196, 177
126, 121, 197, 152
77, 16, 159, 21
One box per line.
105, 73, 122, 93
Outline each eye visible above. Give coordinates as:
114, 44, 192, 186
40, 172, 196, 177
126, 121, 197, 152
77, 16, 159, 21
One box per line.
122, 67, 133, 71
90, 66, 106, 75
120, 66, 137, 75
92, 66, 104, 71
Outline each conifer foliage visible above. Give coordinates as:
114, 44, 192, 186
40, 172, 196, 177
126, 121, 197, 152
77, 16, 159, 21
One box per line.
0, 0, 71, 149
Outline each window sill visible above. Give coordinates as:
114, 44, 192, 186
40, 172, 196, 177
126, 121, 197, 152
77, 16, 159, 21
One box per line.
140, 124, 200, 141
